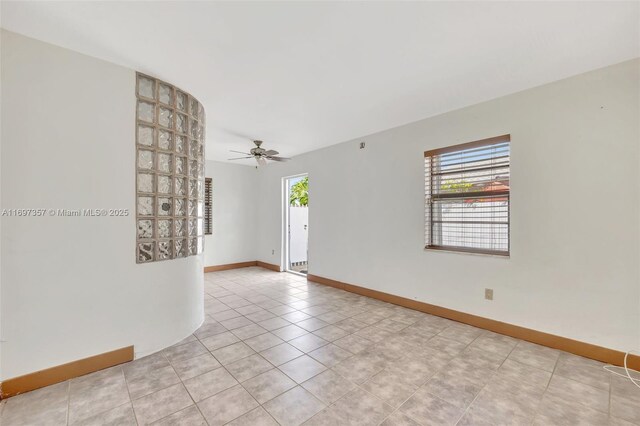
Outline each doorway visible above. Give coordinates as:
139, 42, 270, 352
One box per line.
283, 174, 308, 275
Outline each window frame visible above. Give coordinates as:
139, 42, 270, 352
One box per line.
424, 134, 511, 257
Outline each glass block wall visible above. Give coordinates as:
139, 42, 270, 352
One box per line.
136, 73, 205, 263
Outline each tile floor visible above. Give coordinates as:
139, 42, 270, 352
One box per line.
1, 267, 639, 425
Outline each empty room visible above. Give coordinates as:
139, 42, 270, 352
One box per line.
1, 1, 639, 425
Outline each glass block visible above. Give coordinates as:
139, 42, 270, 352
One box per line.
158, 197, 172, 216
197, 237, 204, 254
196, 200, 203, 217
198, 162, 204, 178
175, 219, 186, 237
190, 98, 199, 118
189, 218, 197, 236
137, 173, 154, 193
199, 104, 205, 121
188, 238, 198, 255
175, 156, 186, 175
189, 160, 198, 178
198, 141, 205, 157
189, 140, 199, 159
159, 107, 173, 129
137, 124, 154, 146
190, 120, 198, 139
174, 177, 186, 196
188, 199, 197, 216
158, 219, 172, 238
159, 84, 173, 105
196, 124, 204, 142
137, 219, 154, 239
157, 240, 172, 260
157, 175, 172, 194
138, 242, 155, 262
137, 76, 155, 99
137, 100, 155, 123
176, 113, 187, 134
175, 135, 186, 154
197, 218, 204, 236
189, 179, 197, 198
197, 180, 203, 199
175, 198, 187, 216
138, 196, 154, 216
138, 150, 154, 170
158, 130, 173, 150
157, 153, 172, 174
175, 239, 187, 257
176, 92, 187, 111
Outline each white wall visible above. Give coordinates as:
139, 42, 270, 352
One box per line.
204, 161, 259, 266
257, 59, 640, 353
0, 31, 204, 380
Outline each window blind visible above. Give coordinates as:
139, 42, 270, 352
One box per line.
204, 178, 212, 235
425, 135, 510, 255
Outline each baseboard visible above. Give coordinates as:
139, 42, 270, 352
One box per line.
307, 274, 640, 370
0, 346, 134, 399
204, 261, 281, 273
257, 261, 281, 272
204, 261, 258, 272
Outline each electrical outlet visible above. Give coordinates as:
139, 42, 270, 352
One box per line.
485, 288, 494, 301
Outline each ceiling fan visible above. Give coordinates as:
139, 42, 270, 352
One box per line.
228, 140, 291, 166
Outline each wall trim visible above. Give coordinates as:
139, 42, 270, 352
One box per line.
204, 261, 258, 272
0, 346, 134, 399
307, 274, 640, 370
257, 261, 281, 272
204, 261, 281, 273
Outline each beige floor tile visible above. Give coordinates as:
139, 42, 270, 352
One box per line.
1, 381, 69, 426
361, 370, 418, 409
333, 333, 374, 354
126, 364, 180, 399
301, 369, 356, 404
220, 316, 254, 330
260, 342, 304, 366
171, 352, 221, 380
183, 366, 238, 402
226, 354, 274, 382
508, 340, 560, 372
281, 311, 313, 323
331, 387, 394, 425
193, 320, 228, 340
226, 406, 278, 426
399, 388, 464, 425
200, 331, 240, 351
289, 333, 330, 353
197, 384, 259, 426
150, 405, 207, 425
123, 354, 169, 381
263, 386, 326, 426
211, 341, 255, 365
312, 325, 350, 342
308, 343, 352, 367
380, 411, 421, 426
279, 355, 327, 383
69, 368, 130, 424
162, 340, 208, 363
244, 332, 285, 352
259, 317, 292, 331
242, 368, 297, 404
546, 374, 609, 413
132, 383, 193, 425
231, 323, 269, 340
272, 324, 309, 341
73, 402, 136, 426
422, 370, 483, 409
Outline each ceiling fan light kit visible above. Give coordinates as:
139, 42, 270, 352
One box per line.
228, 140, 291, 166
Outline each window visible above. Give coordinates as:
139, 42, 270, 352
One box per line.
425, 135, 510, 256
204, 178, 212, 235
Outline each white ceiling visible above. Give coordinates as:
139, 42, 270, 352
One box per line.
2, 1, 639, 165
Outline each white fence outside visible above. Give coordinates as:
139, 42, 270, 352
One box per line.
289, 206, 308, 264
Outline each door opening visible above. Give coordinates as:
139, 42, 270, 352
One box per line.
284, 174, 308, 275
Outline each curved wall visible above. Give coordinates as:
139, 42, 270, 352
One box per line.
0, 30, 204, 380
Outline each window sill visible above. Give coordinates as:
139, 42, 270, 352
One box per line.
424, 246, 510, 259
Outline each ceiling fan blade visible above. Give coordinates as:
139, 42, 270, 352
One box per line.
230, 150, 252, 155
264, 149, 279, 156
257, 157, 267, 166
267, 156, 291, 162
228, 156, 253, 160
